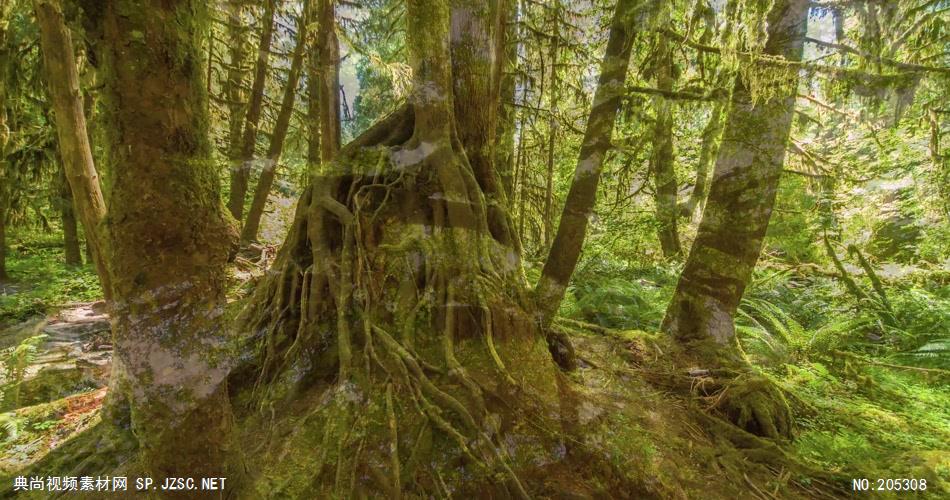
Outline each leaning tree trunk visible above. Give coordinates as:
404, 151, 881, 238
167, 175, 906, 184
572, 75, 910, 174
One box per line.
232, 0, 604, 496
534, 0, 640, 330
650, 1, 682, 259
658, 0, 809, 442
58, 163, 82, 266
662, 0, 808, 347
95, 0, 237, 478
228, 0, 277, 221
34, 0, 112, 299
241, 2, 310, 244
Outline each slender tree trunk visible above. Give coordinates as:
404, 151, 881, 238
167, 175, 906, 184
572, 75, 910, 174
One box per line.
317, 0, 340, 163
494, 0, 517, 201
542, 2, 560, 251
928, 107, 949, 217
651, 4, 682, 259
534, 0, 640, 329
84, 236, 93, 263
228, 0, 277, 220
517, 119, 528, 238
306, 0, 320, 170
224, 0, 250, 187
662, 0, 810, 347
681, 101, 725, 221
241, 2, 311, 244
0, 203, 7, 281
0, 10, 8, 282
817, 174, 840, 239
58, 163, 82, 266
95, 0, 236, 478
206, 22, 214, 107
34, 0, 111, 300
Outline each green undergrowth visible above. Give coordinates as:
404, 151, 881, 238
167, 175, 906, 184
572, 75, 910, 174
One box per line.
558, 260, 950, 496
0, 236, 102, 324
0, 248, 946, 497
0, 388, 106, 477
787, 361, 950, 492
233, 324, 840, 498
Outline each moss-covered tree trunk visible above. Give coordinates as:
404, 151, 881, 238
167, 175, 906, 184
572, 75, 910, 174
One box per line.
58, 163, 82, 266
534, 0, 640, 330
228, 0, 277, 221
232, 0, 600, 496
0, 10, 8, 282
0, 203, 6, 281
658, 0, 809, 441
662, 0, 808, 348
681, 100, 725, 221
450, 0, 517, 248
650, 1, 682, 259
34, 0, 111, 299
95, 0, 236, 478
305, 0, 321, 169
316, 0, 340, 163
542, 2, 560, 252
224, 0, 250, 188
241, 2, 310, 244
493, 0, 517, 201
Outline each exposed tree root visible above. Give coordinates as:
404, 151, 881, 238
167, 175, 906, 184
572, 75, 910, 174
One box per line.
229, 105, 601, 496
702, 373, 793, 440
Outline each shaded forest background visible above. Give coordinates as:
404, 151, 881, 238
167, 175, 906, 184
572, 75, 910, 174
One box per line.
0, 0, 949, 497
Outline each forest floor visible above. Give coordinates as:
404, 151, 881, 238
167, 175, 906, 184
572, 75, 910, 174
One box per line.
0, 239, 948, 497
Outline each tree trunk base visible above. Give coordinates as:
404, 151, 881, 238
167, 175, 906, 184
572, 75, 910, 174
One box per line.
227, 106, 601, 497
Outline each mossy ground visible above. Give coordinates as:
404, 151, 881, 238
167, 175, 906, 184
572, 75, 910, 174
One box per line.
0, 240, 101, 325
1, 322, 947, 498
1, 241, 948, 497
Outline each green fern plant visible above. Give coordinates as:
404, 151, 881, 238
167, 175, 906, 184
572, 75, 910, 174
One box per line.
893, 338, 950, 369
0, 412, 22, 442
737, 295, 876, 363
1, 334, 47, 408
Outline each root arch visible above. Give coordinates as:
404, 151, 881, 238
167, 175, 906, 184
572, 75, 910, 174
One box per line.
235, 104, 562, 497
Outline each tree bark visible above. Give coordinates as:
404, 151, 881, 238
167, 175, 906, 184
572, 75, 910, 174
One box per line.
450, 0, 516, 247
534, 0, 640, 329
224, 0, 250, 189
305, 0, 320, 170
662, 0, 810, 348
34, 0, 111, 299
232, 0, 574, 495
0, 203, 7, 281
317, 0, 340, 163
681, 100, 725, 221
95, 0, 236, 478
58, 163, 82, 266
494, 0, 517, 201
0, 7, 8, 282
651, 3, 682, 259
241, 2, 311, 244
228, 0, 277, 220
542, 2, 560, 251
